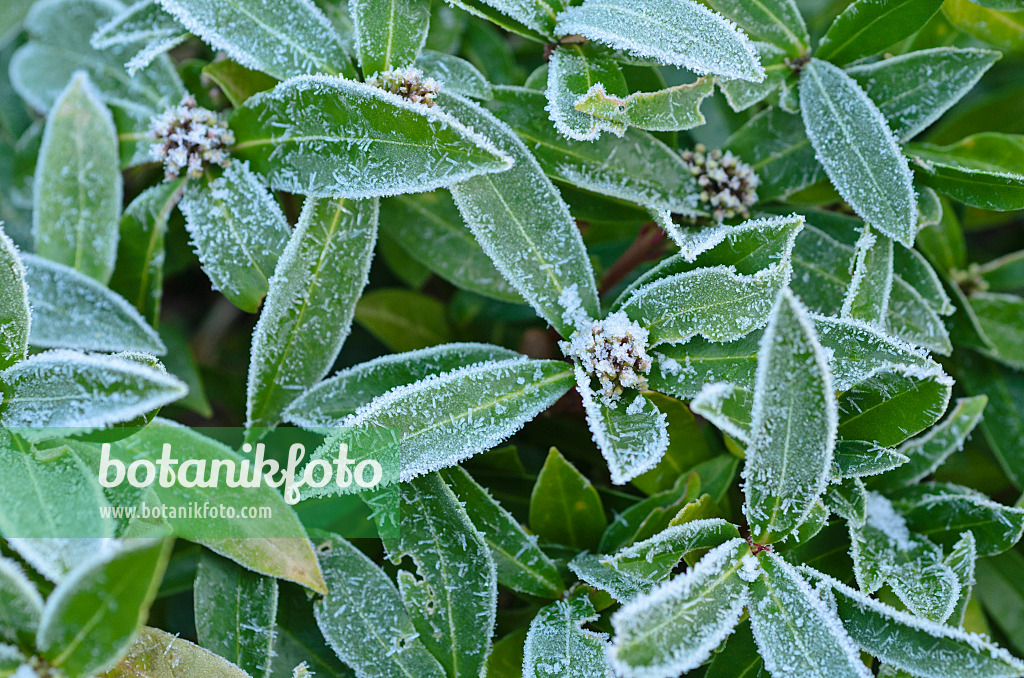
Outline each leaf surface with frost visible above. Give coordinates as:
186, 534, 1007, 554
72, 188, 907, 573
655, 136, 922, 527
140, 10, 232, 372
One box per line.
842, 227, 894, 326
91, 0, 188, 75
351, 0, 430, 75
0, 228, 29, 370
546, 45, 627, 141
106, 627, 252, 678
602, 518, 741, 582
523, 597, 612, 678
575, 77, 715, 132
700, 0, 808, 57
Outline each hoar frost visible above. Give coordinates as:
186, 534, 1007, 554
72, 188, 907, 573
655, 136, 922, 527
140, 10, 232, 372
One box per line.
562, 312, 652, 403
149, 94, 234, 180
367, 67, 442, 107
681, 144, 759, 220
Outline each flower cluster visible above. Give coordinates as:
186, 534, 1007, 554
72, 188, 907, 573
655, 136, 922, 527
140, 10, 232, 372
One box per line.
149, 95, 234, 180
681, 144, 760, 221
367, 67, 441, 107
563, 312, 652, 403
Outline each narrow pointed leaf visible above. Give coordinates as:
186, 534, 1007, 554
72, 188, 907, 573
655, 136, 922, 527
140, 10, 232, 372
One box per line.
246, 197, 377, 430
691, 382, 753, 443
719, 44, 788, 113
602, 518, 741, 582
105, 626, 252, 678
351, 0, 430, 75
837, 365, 953, 448
523, 597, 612, 678
832, 440, 908, 479
546, 45, 627, 140
530, 447, 606, 550
33, 72, 121, 283
907, 134, 1024, 211
816, 0, 945, 65
569, 552, 653, 602
575, 77, 715, 132
700, 0, 808, 57
744, 289, 836, 545
826, 478, 868, 526
0, 227, 29, 370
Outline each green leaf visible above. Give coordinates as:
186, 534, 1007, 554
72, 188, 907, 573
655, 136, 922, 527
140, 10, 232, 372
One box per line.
443, 93, 600, 336
201, 59, 279, 108
354, 288, 452, 352
546, 45, 627, 140
22, 254, 165, 356
0, 351, 186, 434
608, 539, 749, 677
602, 518, 741, 582
194, 550, 278, 678
231, 76, 512, 200
842, 226, 894, 326
893, 243, 953, 316
569, 552, 654, 602
700, 0, 808, 57
826, 477, 867, 526
749, 552, 869, 678
351, 0, 430, 75
156, 0, 355, 79
285, 342, 519, 427
246, 197, 377, 431
705, 620, 762, 678
379, 191, 521, 302
691, 382, 754, 444
416, 50, 492, 100
554, 0, 765, 82
847, 47, 1000, 142
273, 581, 353, 678
441, 466, 565, 598
33, 72, 121, 283
890, 483, 1024, 556
799, 59, 917, 247
387, 473, 497, 678
812, 569, 1024, 678
36, 538, 173, 677
977, 248, 1024, 293
0, 555, 43, 644
0, 226, 29, 370
599, 471, 702, 551
178, 161, 291, 313
530, 447, 606, 549
523, 597, 612, 678
907, 134, 1024, 211
105, 626, 253, 678
942, 0, 1024, 53
91, 0, 189, 76
305, 358, 574, 495
575, 76, 715, 132
489, 86, 701, 214
816, 0, 944, 65
832, 440, 909, 479
878, 395, 987, 489
976, 550, 1024, 658
442, 0, 554, 41
725, 106, 823, 202
719, 44, 789, 113
837, 365, 953, 448
109, 178, 187, 326
744, 289, 836, 545
0, 0, 34, 48
313, 534, 446, 678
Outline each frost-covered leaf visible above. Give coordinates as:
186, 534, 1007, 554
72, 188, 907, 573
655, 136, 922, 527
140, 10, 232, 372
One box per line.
379, 191, 521, 303
569, 552, 653, 602
304, 358, 573, 494
719, 44, 788, 113
313, 534, 447, 678
91, 0, 188, 75
851, 492, 959, 622
725, 107, 823, 202
202, 59, 278, 108
906, 134, 1024, 211
33, 72, 121, 284
554, 0, 765, 82
157, 0, 354, 79
416, 50, 492, 99
285, 342, 518, 428
826, 478, 867, 526
744, 289, 836, 545
832, 440, 908, 480
441, 466, 564, 598
178, 161, 290, 313
890, 483, 1024, 557
443, 93, 599, 336
36, 538, 172, 677
799, 60, 917, 246
523, 597, 612, 678
351, 0, 430, 75
648, 334, 760, 400
108, 179, 187, 326
893, 243, 953, 317
576, 369, 668, 486
847, 47, 1001, 142
386, 473, 497, 678
0, 555, 43, 644
842, 227, 894, 326
705, 620, 762, 678
810, 569, 1024, 678
944, 531, 977, 627
816, 0, 944, 65
598, 471, 702, 552
105, 626, 253, 678
490, 86, 700, 214
749, 552, 870, 678
575, 77, 715, 132
0, 227, 29, 370
0, 351, 186, 435
700, 0, 808, 57
879, 395, 988, 489
194, 550, 278, 678
530, 447, 606, 550
22, 254, 165, 356
608, 538, 749, 678
546, 45, 627, 141
246, 197, 377, 431
691, 382, 753, 443
837, 364, 953, 448
447, 0, 565, 39
602, 518, 741, 582
232, 76, 512, 200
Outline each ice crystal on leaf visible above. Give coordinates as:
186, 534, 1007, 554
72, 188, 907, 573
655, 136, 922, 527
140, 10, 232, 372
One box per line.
681, 144, 760, 220
563, 312, 652, 403
149, 94, 234, 180
523, 597, 613, 678
367, 67, 442, 107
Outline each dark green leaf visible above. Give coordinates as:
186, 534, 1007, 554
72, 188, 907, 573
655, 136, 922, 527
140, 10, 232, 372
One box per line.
530, 447, 606, 549
816, 0, 945, 64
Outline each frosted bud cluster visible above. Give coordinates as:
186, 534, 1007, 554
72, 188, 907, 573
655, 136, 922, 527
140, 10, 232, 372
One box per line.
681, 144, 760, 221
564, 312, 652, 402
367, 67, 441, 107
149, 95, 234, 180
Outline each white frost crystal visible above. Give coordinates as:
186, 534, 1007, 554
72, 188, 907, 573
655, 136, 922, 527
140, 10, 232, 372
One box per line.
367, 66, 441, 107
681, 144, 759, 221
149, 94, 234, 180
563, 312, 652, 402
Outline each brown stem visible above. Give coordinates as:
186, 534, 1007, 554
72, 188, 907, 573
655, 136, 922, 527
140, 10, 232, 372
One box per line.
599, 222, 668, 297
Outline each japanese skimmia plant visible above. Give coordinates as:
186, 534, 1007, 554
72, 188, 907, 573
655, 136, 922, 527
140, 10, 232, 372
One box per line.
2, 0, 1024, 675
